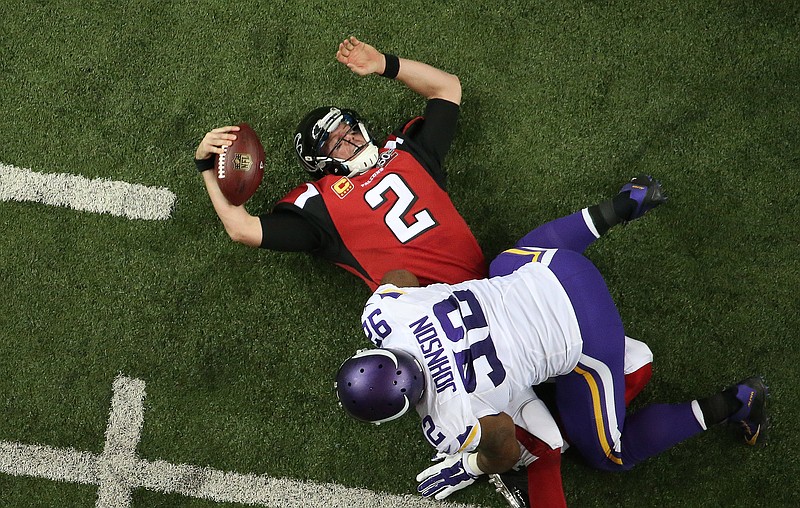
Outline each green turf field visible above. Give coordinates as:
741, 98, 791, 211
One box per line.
1, 1, 798, 506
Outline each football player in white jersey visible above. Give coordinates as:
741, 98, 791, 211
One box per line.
336, 175, 768, 506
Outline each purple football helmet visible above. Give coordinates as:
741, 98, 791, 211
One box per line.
335, 349, 425, 425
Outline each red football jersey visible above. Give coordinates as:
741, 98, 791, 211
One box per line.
276, 148, 485, 290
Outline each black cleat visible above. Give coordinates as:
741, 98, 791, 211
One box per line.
619, 174, 667, 220
728, 376, 769, 446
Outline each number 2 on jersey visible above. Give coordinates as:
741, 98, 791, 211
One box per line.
364, 173, 438, 243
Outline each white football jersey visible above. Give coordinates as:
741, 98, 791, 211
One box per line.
361, 259, 582, 454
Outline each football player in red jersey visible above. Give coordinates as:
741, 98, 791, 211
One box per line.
194, 37, 485, 290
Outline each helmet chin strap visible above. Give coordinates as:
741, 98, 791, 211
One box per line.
344, 143, 379, 177
342, 120, 379, 177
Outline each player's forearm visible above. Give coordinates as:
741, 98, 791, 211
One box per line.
475, 413, 521, 473
201, 171, 262, 247
476, 448, 519, 474
394, 58, 462, 105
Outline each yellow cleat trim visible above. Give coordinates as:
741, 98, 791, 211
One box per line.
744, 425, 761, 446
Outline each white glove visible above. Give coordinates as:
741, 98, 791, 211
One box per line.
416, 452, 483, 500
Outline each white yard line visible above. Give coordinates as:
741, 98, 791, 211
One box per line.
96, 376, 146, 508
0, 163, 175, 220
0, 375, 484, 508
0, 441, 97, 484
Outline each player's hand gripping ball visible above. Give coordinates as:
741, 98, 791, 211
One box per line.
214, 123, 265, 205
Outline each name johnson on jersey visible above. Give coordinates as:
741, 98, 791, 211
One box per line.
410, 315, 456, 394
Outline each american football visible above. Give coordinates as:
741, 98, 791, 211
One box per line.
215, 123, 265, 205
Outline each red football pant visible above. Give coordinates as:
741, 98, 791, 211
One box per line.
624, 363, 653, 406
515, 427, 566, 508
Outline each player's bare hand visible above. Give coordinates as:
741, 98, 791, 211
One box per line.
336, 36, 383, 76
195, 125, 240, 160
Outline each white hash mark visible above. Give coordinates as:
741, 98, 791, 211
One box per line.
0, 163, 175, 220
0, 375, 485, 508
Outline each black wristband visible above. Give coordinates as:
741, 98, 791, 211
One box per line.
195, 157, 214, 173
381, 53, 400, 79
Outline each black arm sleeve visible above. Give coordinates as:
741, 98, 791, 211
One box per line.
396, 98, 459, 189
258, 210, 323, 252
414, 98, 460, 167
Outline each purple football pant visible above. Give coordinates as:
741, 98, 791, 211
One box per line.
490, 210, 704, 471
